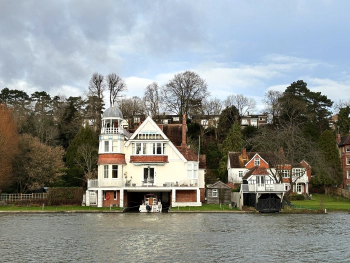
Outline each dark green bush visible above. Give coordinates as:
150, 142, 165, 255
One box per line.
288, 193, 305, 201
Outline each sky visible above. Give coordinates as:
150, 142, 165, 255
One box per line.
1, 0, 350, 113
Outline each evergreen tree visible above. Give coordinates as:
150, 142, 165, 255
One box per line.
337, 106, 350, 135
218, 122, 244, 182
64, 127, 98, 187
313, 130, 343, 186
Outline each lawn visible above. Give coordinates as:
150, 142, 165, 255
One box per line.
0, 205, 122, 212
290, 194, 350, 211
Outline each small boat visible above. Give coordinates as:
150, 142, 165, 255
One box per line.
139, 194, 162, 213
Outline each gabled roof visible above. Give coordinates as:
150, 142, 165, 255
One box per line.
245, 153, 269, 167
228, 151, 277, 168
207, 181, 231, 189
242, 166, 271, 180
339, 134, 350, 147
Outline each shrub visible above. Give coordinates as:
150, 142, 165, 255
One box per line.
288, 193, 305, 201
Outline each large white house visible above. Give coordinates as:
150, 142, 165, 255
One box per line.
85, 105, 205, 209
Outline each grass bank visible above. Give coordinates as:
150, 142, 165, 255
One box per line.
0, 205, 122, 212
290, 194, 350, 212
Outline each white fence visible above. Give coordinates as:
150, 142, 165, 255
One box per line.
0, 193, 47, 202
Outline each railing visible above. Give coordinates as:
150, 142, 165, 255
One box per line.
241, 184, 285, 193
87, 179, 198, 188
0, 193, 47, 202
101, 127, 124, 135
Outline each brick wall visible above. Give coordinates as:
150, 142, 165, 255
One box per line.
102, 190, 120, 207
176, 190, 197, 202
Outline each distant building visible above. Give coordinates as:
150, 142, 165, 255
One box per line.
337, 133, 350, 190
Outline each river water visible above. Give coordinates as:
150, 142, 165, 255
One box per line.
0, 212, 348, 263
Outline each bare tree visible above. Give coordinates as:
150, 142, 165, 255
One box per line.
106, 73, 127, 107
87, 73, 105, 132
263, 90, 282, 124
249, 124, 322, 191
333, 99, 350, 113
119, 96, 146, 118
202, 97, 223, 115
76, 144, 98, 182
143, 82, 161, 117
224, 94, 256, 116
161, 71, 209, 117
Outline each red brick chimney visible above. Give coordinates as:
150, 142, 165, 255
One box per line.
181, 114, 187, 147
242, 148, 247, 159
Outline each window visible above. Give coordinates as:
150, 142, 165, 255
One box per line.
212, 189, 218, 197
346, 146, 350, 152
347, 158, 350, 165
173, 117, 179, 121
112, 165, 118, 179
239, 171, 243, 177
347, 170, 350, 179
136, 143, 141, 154
134, 117, 140, 123
162, 119, 168, 124
187, 163, 198, 179
104, 141, 109, 152
254, 158, 260, 166
114, 191, 117, 200
294, 168, 302, 178
282, 170, 289, 178
104, 165, 109, 179
104, 191, 107, 200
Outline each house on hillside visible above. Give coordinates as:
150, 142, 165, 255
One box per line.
206, 181, 232, 204
85, 105, 206, 209
228, 149, 311, 194
227, 149, 311, 212
337, 133, 350, 190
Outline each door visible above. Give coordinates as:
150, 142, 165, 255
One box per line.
143, 167, 155, 184
256, 176, 265, 191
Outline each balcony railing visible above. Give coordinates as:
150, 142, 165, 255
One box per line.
241, 183, 286, 193
87, 179, 198, 188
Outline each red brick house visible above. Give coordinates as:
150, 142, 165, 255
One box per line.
337, 133, 350, 190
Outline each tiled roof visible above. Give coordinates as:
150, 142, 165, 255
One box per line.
339, 134, 350, 147
242, 166, 269, 179
228, 151, 278, 168
176, 145, 206, 168
161, 124, 183, 146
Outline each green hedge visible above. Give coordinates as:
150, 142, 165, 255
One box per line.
288, 193, 305, 201
47, 187, 84, 205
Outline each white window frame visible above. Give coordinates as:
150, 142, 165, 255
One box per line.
347, 170, 350, 179
112, 165, 118, 179
282, 170, 289, 178
104, 165, 109, 179
293, 168, 302, 178
114, 191, 117, 200
254, 158, 260, 166
347, 158, 350, 165
104, 141, 110, 152
212, 189, 218, 197
239, 171, 243, 177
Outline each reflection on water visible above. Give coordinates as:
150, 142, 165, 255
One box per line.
0, 212, 349, 262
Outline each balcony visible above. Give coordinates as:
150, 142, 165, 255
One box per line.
241, 183, 286, 193
87, 179, 198, 188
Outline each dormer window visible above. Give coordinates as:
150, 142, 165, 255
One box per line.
254, 158, 260, 166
